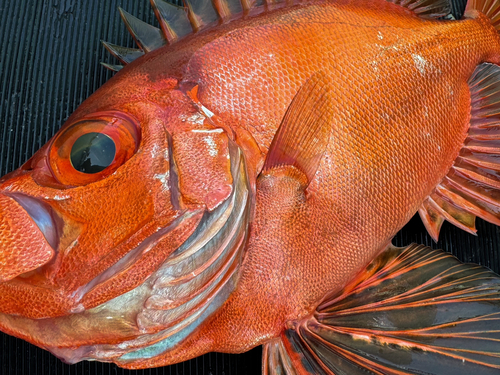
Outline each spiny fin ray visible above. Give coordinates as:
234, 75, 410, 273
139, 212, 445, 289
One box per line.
150, 0, 193, 43
419, 63, 500, 240
101, 41, 144, 64
119, 7, 166, 53
185, 0, 219, 31
466, 0, 500, 31
100, 62, 124, 72
104, 0, 288, 67
386, 0, 455, 19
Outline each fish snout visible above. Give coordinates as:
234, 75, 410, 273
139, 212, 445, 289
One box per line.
0, 192, 59, 281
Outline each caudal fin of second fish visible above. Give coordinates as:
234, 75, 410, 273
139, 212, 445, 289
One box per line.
263, 243, 500, 375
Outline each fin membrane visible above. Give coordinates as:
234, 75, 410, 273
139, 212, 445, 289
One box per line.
266, 244, 500, 375
420, 63, 500, 240
263, 71, 334, 187
102, 0, 289, 70
386, 0, 466, 20
466, 0, 500, 30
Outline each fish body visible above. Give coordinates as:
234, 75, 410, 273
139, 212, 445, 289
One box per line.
2, 0, 500, 372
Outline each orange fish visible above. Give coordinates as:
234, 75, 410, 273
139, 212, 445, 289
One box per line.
2, 0, 500, 373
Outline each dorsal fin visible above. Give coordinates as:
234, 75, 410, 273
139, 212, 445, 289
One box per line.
150, 0, 193, 43
212, 0, 243, 19
386, 0, 466, 20
119, 7, 167, 53
185, 0, 220, 31
466, 0, 500, 31
101, 41, 144, 64
100, 62, 124, 72
419, 63, 500, 241
103, 0, 296, 68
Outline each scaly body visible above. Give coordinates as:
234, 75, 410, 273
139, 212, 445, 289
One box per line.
2, 0, 500, 372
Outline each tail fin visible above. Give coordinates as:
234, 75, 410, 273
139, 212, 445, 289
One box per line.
467, 0, 500, 30
264, 244, 500, 374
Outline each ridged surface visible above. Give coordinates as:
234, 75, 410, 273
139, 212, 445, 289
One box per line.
1, 0, 500, 374
0, 0, 260, 373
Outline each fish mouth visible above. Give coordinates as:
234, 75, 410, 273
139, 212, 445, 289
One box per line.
0, 192, 62, 282
7, 193, 61, 251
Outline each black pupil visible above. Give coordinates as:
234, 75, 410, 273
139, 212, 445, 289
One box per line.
70, 132, 116, 174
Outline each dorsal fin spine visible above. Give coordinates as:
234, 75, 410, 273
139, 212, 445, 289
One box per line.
212, 0, 233, 19
104, 0, 297, 68
118, 7, 166, 52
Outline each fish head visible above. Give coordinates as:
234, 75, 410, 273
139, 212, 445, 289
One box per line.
0, 72, 225, 321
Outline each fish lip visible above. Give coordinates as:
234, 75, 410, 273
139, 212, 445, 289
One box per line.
6, 193, 61, 251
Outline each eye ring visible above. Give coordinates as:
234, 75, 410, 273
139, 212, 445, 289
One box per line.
48, 111, 140, 187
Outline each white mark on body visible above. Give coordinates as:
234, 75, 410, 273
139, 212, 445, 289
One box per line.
191, 128, 224, 133
204, 135, 218, 157
151, 144, 162, 159
50, 195, 71, 201
154, 172, 170, 192
412, 54, 427, 75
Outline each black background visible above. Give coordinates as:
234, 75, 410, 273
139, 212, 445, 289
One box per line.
0, 0, 499, 374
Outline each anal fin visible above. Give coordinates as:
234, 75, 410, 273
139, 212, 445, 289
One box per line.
420, 63, 500, 240
265, 244, 500, 374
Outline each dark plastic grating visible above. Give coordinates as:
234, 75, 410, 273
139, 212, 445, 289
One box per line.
0, 0, 499, 374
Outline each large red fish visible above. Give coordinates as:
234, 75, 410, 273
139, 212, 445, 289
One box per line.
2, 0, 500, 373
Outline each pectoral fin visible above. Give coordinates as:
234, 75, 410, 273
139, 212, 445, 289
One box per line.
264, 244, 500, 374
262, 71, 334, 188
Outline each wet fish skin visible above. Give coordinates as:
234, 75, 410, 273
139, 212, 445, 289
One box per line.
0, 0, 500, 371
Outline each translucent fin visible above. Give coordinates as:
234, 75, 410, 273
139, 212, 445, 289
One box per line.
273, 244, 500, 375
118, 7, 167, 53
185, 0, 220, 32
101, 41, 144, 64
263, 72, 334, 187
387, 0, 458, 19
466, 0, 500, 30
263, 339, 301, 375
103, 0, 290, 66
100, 62, 124, 72
420, 63, 500, 240
150, 0, 193, 43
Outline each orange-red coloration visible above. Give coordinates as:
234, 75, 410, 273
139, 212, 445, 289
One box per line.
0, 0, 499, 370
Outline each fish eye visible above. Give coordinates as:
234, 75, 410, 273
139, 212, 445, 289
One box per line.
47, 111, 140, 187
70, 132, 116, 174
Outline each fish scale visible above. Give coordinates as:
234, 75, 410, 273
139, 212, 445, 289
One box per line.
2, 0, 500, 373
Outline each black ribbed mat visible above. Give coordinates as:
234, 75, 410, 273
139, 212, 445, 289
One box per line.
0, 1, 499, 374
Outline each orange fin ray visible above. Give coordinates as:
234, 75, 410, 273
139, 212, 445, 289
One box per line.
466, 0, 500, 30
387, 0, 466, 20
267, 244, 500, 374
101, 41, 144, 64
420, 63, 500, 240
263, 71, 334, 187
118, 7, 167, 53
151, 0, 193, 43
104, 0, 298, 67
